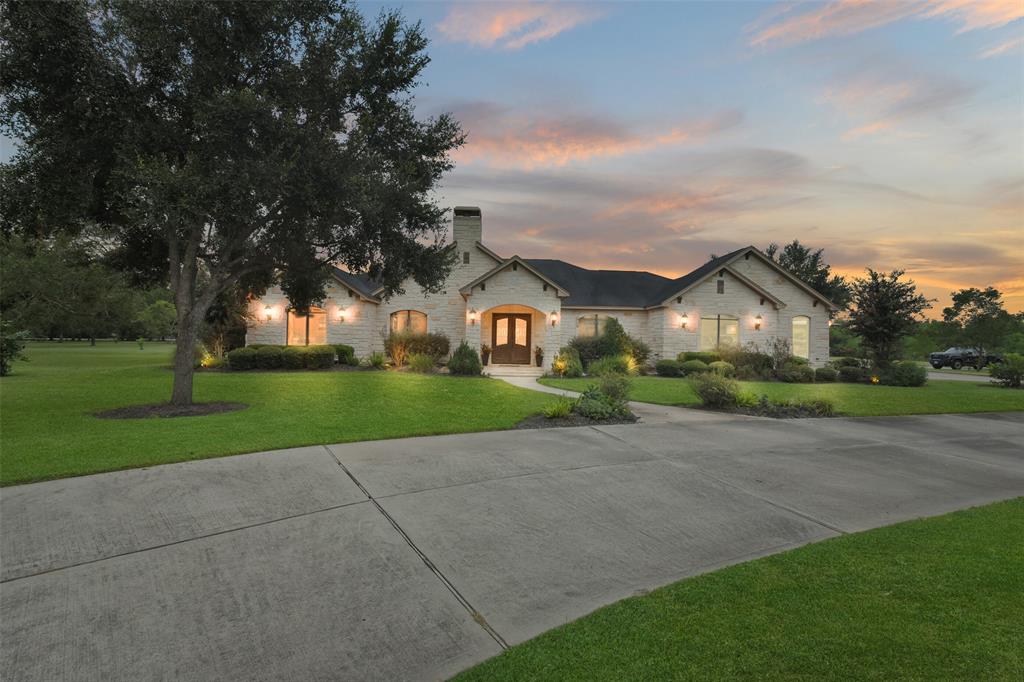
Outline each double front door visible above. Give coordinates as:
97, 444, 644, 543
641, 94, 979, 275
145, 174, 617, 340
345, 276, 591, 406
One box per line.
491, 313, 531, 364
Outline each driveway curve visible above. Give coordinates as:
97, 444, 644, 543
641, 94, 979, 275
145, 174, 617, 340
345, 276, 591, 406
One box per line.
2, 409, 1022, 681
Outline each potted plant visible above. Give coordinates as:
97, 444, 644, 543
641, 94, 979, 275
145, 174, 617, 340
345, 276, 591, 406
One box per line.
534, 345, 544, 367
481, 343, 491, 366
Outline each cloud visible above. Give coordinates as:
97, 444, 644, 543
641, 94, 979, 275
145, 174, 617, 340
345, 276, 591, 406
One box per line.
821, 61, 978, 139
448, 102, 743, 169
436, 1, 607, 50
978, 35, 1024, 58
748, 0, 1024, 48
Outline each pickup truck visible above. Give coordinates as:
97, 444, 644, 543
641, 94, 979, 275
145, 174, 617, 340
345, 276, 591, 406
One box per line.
928, 347, 1001, 370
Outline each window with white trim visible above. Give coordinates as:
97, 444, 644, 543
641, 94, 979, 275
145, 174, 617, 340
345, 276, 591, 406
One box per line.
792, 316, 810, 359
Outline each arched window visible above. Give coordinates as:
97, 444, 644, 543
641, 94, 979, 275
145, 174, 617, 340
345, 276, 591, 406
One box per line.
390, 310, 427, 334
699, 315, 739, 351
287, 307, 327, 346
792, 316, 810, 359
576, 314, 610, 338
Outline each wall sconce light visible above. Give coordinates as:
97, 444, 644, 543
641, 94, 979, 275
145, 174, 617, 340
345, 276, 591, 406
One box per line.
828, 318, 834, 327
680, 313, 689, 330
469, 308, 478, 326
754, 314, 762, 331
550, 311, 559, 327
264, 305, 273, 322
337, 306, 346, 323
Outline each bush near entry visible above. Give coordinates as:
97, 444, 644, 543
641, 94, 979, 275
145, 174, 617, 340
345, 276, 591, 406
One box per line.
990, 353, 1024, 388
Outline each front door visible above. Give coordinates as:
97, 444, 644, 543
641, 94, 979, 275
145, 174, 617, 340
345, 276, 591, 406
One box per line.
491, 313, 531, 364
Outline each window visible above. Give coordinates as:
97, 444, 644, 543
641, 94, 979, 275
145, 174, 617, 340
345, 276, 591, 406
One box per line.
792, 316, 810, 359
463, 251, 470, 264
716, 280, 725, 294
390, 310, 427, 334
576, 314, 610, 338
699, 315, 739, 351
287, 307, 327, 346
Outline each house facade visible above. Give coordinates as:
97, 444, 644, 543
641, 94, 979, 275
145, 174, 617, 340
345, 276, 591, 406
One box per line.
246, 207, 837, 367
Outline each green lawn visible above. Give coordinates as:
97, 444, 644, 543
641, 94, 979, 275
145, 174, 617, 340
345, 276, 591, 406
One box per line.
456, 499, 1024, 681
0, 342, 554, 486
540, 375, 1024, 416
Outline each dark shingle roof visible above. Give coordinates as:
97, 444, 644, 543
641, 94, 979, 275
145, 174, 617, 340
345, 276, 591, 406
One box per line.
525, 260, 672, 307
331, 267, 381, 300
648, 246, 751, 305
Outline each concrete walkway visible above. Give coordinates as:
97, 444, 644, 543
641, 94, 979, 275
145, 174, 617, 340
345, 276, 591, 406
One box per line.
2, 410, 1022, 681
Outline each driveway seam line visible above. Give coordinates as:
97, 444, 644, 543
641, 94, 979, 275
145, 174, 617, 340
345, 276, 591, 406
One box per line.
323, 446, 510, 651
0, 498, 369, 584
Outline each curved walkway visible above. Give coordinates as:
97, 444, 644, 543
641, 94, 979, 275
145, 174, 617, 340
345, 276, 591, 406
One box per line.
2, 405, 1022, 680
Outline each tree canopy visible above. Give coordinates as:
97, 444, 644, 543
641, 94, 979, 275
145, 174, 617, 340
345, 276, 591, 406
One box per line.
942, 287, 1015, 353
764, 240, 851, 309
1, 0, 464, 404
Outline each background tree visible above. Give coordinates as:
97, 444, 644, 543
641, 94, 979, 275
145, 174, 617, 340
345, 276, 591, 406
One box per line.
764, 240, 852, 309
848, 269, 932, 369
942, 287, 1015, 354
136, 300, 177, 341
2, 0, 463, 405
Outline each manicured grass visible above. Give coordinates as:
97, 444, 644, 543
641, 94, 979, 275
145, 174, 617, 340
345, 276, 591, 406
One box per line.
456, 499, 1024, 681
0, 342, 554, 486
540, 375, 1024, 416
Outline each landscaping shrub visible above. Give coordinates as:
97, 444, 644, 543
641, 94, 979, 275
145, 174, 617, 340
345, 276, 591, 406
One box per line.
246, 344, 266, 350
708, 360, 735, 377
679, 351, 720, 364
387, 331, 451, 366
588, 354, 638, 377
629, 339, 652, 368
719, 345, 773, 379
574, 384, 631, 420
568, 336, 602, 368
763, 337, 792, 373
879, 361, 927, 387
815, 367, 838, 382
255, 345, 283, 369
363, 351, 387, 369
655, 359, 682, 377
597, 317, 631, 358
281, 346, 307, 369
334, 344, 356, 365
690, 372, 742, 409
598, 374, 632, 403
226, 346, 257, 370
551, 346, 584, 378
786, 356, 809, 366
990, 353, 1024, 388
777, 361, 815, 383
407, 352, 435, 373
838, 365, 866, 383
305, 345, 336, 369
569, 318, 648, 370
447, 341, 482, 376
829, 356, 863, 369
543, 396, 575, 419
796, 398, 836, 417
385, 331, 414, 367
679, 359, 710, 375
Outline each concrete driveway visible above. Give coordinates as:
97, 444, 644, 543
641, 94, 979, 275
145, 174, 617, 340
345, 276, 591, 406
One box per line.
2, 408, 1022, 681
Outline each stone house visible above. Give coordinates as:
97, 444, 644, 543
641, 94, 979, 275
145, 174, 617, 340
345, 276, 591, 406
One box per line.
246, 207, 837, 368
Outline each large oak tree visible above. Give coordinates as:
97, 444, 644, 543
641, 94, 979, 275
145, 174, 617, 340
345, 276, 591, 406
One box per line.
1, 0, 463, 404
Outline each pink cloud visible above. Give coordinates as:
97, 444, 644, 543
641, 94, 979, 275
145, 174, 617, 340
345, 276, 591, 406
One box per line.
436, 2, 606, 50
748, 0, 1023, 48
451, 105, 743, 169
978, 34, 1024, 58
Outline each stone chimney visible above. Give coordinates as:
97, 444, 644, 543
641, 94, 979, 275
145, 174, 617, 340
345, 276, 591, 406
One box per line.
453, 206, 482, 252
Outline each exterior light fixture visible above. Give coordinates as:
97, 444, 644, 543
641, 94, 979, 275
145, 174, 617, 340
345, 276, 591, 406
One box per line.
828, 318, 834, 327
337, 306, 346, 323
754, 314, 762, 331
680, 313, 689, 330
264, 305, 273, 322
469, 309, 478, 326
550, 311, 558, 327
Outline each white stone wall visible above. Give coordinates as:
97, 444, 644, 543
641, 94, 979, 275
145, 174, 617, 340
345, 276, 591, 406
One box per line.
464, 263, 563, 365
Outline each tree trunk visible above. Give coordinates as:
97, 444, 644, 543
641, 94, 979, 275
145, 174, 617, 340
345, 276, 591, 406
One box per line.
170, 309, 197, 406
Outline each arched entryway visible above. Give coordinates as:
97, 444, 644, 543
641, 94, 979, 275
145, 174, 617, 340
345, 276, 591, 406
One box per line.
480, 304, 547, 366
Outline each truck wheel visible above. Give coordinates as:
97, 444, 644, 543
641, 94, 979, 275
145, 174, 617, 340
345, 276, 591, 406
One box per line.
931, 362, 943, 369
951, 360, 963, 370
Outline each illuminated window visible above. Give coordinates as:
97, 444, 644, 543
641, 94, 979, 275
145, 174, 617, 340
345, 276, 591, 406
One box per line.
287, 307, 327, 346
699, 315, 739, 350
792, 316, 810, 359
576, 314, 609, 338
390, 310, 427, 334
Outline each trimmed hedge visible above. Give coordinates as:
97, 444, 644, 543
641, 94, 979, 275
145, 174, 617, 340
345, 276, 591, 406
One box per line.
255, 345, 283, 369
815, 367, 838, 382
655, 359, 682, 377
447, 341, 482, 376
778, 362, 815, 383
830, 356, 863, 368
227, 347, 257, 370
679, 359, 710, 375
708, 360, 735, 377
838, 365, 865, 383
281, 346, 306, 369
879, 361, 927, 387
679, 351, 721, 364
334, 344, 356, 365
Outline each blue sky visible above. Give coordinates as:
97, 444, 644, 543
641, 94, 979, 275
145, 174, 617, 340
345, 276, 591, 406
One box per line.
367, 0, 1024, 312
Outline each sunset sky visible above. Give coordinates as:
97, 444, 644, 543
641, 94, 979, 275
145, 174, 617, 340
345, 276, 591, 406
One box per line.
379, 0, 1024, 314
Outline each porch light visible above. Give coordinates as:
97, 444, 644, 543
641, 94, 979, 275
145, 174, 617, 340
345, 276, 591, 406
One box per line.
754, 314, 762, 331
680, 313, 688, 330
469, 308, 478, 326
550, 311, 559, 327
828, 318, 834, 327
264, 305, 273, 322
337, 306, 346, 323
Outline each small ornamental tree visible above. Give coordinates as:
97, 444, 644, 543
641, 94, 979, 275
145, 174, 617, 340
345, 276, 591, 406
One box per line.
1, 1, 463, 405
848, 269, 932, 369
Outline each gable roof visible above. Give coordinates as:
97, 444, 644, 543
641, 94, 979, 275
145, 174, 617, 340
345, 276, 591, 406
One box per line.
459, 255, 571, 297
525, 259, 670, 307
330, 267, 382, 302
649, 246, 751, 305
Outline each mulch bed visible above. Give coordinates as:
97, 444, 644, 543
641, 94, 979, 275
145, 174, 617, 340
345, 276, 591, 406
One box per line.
95, 402, 248, 419
692, 404, 835, 419
514, 413, 639, 429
